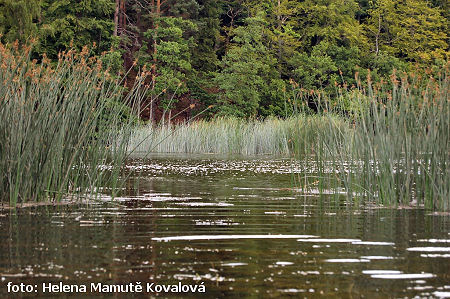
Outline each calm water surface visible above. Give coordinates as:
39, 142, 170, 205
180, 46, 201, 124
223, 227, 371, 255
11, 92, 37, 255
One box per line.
1, 154, 449, 298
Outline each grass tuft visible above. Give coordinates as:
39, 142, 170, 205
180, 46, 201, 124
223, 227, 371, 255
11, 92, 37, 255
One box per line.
128, 115, 346, 156
0, 42, 145, 206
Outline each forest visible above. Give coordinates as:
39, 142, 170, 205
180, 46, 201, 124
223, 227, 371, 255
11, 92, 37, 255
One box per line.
1, 0, 448, 120
1, 2, 450, 296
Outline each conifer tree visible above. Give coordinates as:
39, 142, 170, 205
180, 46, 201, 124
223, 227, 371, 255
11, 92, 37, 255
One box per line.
38, 0, 115, 58
0, 0, 40, 43
214, 13, 280, 118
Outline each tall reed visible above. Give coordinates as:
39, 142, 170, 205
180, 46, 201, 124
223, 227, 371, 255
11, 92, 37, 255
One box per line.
127, 64, 449, 210
295, 67, 449, 210
128, 115, 346, 156
0, 42, 145, 206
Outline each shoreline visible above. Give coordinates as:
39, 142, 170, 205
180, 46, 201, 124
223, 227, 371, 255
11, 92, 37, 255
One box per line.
0, 200, 79, 211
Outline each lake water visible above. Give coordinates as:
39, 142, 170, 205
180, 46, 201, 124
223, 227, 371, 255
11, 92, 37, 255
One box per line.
1, 154, 449, 298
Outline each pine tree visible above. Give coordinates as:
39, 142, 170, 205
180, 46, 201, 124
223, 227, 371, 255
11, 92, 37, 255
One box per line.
38, 0, 115, 58
0, 0, 41, 43
191, 0, 221, 73
214, 13, 281, 118
141, 16, 197, 115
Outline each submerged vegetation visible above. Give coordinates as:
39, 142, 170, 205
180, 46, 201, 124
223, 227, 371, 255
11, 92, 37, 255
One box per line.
0, 42, 144, 207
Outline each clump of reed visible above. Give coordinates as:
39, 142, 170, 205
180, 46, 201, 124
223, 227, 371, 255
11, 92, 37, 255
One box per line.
128, 115, 346, 156
0, 41, 145, 206
295, 67, 449, 210
127, 63, 448, 210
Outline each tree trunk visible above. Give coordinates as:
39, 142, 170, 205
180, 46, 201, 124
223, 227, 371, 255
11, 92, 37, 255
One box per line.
277, 0, 282, 72
150, 0, 161, 123
120, 0, 126, 35
225, 7, 240, 49
114, 0, 119, 36
375, 14, 381, 56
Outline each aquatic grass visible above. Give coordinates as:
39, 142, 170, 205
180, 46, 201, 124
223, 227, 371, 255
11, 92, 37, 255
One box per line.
0, 42, 146, 206
295, 67, 450, 210
125, 64, 448, 211
127, 115, 347, 156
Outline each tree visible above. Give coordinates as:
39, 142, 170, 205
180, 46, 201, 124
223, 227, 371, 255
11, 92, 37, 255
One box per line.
214, 13, 281, 118
290, 42, 339, 91
280, 0, 367, 95
245, 0, 300, 77
38, 0, 115, 58
138, 16, 197, 120
127, 0, 199, 121
191, 0, 221, 74
0, 0, 40, 43
364, 0, 448, 63
294, 0, 365, 51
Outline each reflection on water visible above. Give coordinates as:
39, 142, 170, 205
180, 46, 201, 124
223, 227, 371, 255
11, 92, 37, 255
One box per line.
1, 154, 450, 298
152, 235, 317, 242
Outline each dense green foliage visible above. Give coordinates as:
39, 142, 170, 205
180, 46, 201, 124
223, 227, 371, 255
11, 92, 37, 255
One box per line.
0, 0, 40, 42
0, 0, 448, 119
